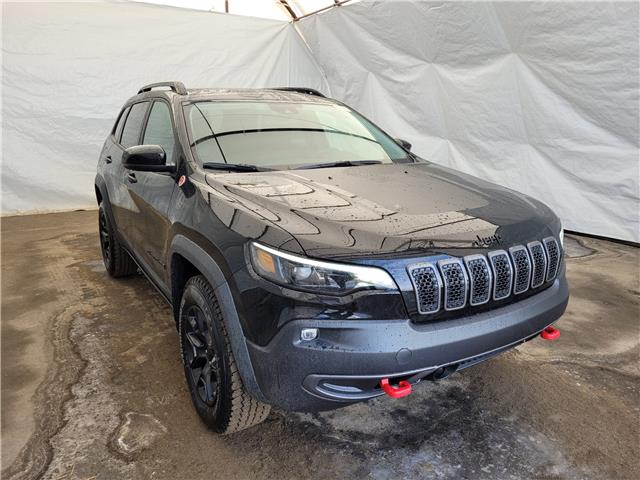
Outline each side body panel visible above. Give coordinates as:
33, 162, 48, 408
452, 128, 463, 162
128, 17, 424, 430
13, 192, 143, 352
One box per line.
129, 99, 179, 284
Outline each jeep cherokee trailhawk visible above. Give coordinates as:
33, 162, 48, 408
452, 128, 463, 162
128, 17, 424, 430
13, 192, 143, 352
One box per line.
95, 82, 568, 434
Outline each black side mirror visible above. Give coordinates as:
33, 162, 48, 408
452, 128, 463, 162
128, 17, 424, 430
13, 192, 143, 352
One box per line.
395, 138, 412, 151
123, 145, 174, 172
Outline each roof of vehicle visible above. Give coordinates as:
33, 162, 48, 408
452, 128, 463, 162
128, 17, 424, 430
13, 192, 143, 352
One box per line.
184, 88, 334, 104
129, 82, 334, 105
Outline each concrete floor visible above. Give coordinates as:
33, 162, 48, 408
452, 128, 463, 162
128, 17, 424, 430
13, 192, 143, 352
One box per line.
1, 210, 639, 480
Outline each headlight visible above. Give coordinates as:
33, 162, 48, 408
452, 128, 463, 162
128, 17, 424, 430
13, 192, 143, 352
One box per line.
249, 242, 397, 295
559, 227, 564, 248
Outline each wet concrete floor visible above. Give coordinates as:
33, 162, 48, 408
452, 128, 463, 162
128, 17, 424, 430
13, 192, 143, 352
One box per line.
2, 210, 639, 479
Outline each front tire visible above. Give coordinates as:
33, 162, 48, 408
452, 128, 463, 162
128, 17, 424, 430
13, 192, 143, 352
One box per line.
179, 275, 271, 434
98, 203, 137, 277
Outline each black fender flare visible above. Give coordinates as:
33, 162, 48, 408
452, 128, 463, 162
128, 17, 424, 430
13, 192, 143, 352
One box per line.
94, 174, 108, 207
94, 176, 115, 225
94, 175, 116, 223
94, 176, 129, 247
168, 234, 266, 402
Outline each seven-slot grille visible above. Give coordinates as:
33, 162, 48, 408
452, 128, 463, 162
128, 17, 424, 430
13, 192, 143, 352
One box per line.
408, 236, 561, 316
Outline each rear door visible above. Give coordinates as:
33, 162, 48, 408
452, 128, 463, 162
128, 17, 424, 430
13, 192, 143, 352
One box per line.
110, 101, 151, 249
132, 99, 178, 284
101, 104, 130, 221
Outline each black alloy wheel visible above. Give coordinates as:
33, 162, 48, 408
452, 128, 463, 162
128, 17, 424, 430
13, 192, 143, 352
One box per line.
97, 202, 138, 277
182, 305, 221, 409
99, 207, 111, 266
178, 275, 271, 434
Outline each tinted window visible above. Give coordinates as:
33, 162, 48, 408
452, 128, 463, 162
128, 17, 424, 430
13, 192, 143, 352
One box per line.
113, 106, 130, 142
143, 102, 176, 165
120, 102, 148, 148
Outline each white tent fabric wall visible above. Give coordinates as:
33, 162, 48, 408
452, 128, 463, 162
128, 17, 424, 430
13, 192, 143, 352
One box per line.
298, 1, 639, 243
1, 1, 327, 213
2, 1, 638, 243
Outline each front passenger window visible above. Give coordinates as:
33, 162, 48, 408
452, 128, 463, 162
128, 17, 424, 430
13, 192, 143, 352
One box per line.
143, 102, 176, 165
120, 102, 149, 148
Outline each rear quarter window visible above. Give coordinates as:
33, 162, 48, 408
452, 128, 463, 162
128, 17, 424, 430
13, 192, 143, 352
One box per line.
113, 106, 130, 142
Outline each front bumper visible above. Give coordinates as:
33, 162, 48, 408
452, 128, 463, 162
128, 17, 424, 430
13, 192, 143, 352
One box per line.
246, 273, 569, 411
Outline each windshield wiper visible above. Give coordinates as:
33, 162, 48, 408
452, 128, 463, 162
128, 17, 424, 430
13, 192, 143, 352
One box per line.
202, 162, 269, 172
295, 160, 383, 170
193, 128, 381, 145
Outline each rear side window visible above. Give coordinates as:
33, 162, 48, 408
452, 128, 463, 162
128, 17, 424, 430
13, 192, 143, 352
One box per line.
143, 101, 176, 165
113, 106, 130, 142
120, 102, 149, 148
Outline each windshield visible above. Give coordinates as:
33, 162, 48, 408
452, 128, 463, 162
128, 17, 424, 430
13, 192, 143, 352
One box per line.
183, 101, 409, 169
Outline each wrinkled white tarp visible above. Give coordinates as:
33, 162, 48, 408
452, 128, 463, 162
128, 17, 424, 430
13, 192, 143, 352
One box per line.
1, 1, 327, 213
2, 1, 638, 242
298, 1, 639, 242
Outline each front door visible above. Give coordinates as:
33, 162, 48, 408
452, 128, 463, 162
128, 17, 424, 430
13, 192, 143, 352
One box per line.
130, 99, 178, 285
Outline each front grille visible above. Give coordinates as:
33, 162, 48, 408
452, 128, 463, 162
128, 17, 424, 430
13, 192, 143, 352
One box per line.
488, 250, 513, 300
509, 245, 531, 294
527, 241, 547, 288
437, 259, 468, 310
543, 237, 560, 282
464, 255, 492, 306
408, 235, 561, 318
408, 263, 442, 314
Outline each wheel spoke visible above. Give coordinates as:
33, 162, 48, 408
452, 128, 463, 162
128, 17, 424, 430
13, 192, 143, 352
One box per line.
183, 305, 220, 408
194, 310, 211, 348
199, 364, 217, 405
189, 350, 207, 369
189, 364, 202, 382
99, 212, 111, 263
187, 313, 198, 330
186, 331, 205, 349
185, 321, 207, 368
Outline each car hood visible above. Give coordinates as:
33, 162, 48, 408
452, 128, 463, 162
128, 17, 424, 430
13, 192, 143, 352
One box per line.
203, 162, 559, 259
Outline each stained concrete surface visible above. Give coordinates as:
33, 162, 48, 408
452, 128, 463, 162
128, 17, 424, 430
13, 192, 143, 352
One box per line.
1, 210, 638, 480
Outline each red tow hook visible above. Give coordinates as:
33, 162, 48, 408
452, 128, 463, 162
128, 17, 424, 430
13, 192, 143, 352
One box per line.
541, 325, 561, 341
380, 378, 412, 398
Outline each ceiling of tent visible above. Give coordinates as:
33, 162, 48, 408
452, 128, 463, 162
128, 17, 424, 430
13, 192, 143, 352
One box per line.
131, 0, 354, 21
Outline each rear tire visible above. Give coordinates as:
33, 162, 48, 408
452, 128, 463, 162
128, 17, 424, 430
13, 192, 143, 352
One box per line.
98, 203, 137, 277
179, 275, 271, 434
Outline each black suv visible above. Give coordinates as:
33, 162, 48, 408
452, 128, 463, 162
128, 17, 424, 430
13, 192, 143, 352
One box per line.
95, 82, 569, 434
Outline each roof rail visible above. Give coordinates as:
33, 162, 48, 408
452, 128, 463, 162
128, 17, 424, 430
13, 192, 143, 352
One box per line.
272, 87, 326, 98
138, 81, 187, 95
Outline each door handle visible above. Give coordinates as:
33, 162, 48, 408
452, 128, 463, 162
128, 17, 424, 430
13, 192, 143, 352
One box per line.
105, 155, 112, 164
126, 172, 137, 183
